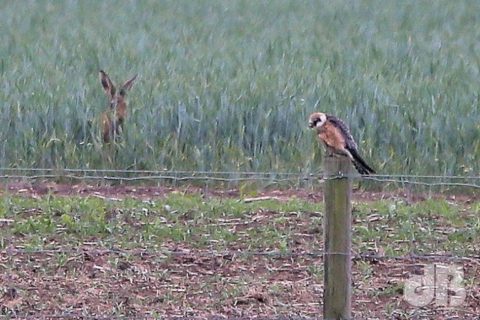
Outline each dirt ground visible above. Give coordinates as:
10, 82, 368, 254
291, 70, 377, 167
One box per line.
2, 246, 479, 319
1, 182, 479, 319
2, 181, 478, 203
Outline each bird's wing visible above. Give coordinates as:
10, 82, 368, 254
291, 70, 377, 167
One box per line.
326, 114, 358, 151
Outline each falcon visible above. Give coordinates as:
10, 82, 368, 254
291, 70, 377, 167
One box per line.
308, 112, 375, 175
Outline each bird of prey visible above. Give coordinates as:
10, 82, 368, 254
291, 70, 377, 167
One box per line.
308, 112, 375, 175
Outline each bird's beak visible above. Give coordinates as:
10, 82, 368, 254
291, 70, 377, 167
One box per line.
308, 121, 314, 128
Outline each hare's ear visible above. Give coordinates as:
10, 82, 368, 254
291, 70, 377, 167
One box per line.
99, 70, 116, 97
120, 74, 138, 95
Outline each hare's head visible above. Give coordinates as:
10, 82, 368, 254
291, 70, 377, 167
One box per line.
99, 70, 137, 143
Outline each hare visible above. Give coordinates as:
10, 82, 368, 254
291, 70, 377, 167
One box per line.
99, 70, 137, 143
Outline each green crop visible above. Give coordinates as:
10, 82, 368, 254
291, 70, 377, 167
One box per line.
1, 1, 479, 175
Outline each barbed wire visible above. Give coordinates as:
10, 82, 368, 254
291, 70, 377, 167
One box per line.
361, 176, 480, 189
0, 174, 299, 183
0, 168, 312, 176
1, 170, 478, 319
0, 168, 479, 189
1, 167, 480, 179
1, 247, 478, 263
1, 175, 480, 190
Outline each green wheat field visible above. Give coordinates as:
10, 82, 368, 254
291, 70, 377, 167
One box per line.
1, 0, 479, 175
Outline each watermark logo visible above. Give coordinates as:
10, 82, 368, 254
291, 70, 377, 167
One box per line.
404, 263, 466, 307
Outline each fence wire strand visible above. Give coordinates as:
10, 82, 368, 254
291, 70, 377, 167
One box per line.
1, 247, 479, 263
0, 168, 480, 188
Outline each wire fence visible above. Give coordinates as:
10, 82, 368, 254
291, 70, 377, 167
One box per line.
2, 247, 479, 263
0, 168, 479, 319
1, 167, 480, 189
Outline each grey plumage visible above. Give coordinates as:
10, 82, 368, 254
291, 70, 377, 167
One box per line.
326, 114, 375, 175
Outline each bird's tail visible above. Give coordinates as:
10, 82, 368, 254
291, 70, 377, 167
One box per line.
348, 148, 376, 175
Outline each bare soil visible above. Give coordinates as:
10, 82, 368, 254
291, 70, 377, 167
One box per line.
2, 181, 477, 203
0, 182, 479, 319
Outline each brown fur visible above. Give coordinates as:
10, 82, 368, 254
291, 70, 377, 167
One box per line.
99, 70, 137, 143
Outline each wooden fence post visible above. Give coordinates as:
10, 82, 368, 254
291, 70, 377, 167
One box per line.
323, 156, 352, 319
